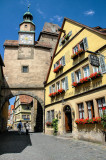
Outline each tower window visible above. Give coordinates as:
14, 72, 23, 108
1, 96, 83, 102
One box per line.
25, 25, 27, 28
22, 66, 29, 73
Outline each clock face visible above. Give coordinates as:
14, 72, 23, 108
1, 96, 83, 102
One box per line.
19, 33, 34, 45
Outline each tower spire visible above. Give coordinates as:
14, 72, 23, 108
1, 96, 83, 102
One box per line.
28, 4, 30, 12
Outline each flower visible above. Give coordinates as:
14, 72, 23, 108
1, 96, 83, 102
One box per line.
75, 117, 101, 124
58, 88, 65, 93
89, 71, 102, 79
53, 64, 63, 73
102, 107, 106, 111
71, 49, 84, 59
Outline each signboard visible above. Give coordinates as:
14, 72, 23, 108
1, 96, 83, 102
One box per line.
89, 54, 100, 67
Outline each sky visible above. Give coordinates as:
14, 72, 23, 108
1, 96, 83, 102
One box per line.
0, 0, 106, 107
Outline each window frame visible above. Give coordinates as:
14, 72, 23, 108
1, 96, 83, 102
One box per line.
97, 97, 106, 117
22, 65, 29, 73
78, 103, 84, 119
83, 65, 90, 77
86, 101, 95, 119
75, 70, 81, 83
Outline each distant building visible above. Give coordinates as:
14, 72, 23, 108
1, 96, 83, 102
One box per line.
14, 95, 33, 130
44, 17, 106, 143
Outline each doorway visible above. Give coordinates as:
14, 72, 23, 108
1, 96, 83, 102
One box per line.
64, 105, 72, 133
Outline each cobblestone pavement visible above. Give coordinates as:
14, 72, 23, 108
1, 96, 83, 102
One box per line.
0, 131, 106, 160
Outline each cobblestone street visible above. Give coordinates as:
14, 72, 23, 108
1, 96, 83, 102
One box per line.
0, 131, 106, 160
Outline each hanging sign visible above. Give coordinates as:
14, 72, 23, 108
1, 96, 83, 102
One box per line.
89, 54, 100, 67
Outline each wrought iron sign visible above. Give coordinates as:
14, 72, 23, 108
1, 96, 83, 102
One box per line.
89, 54, 100, 67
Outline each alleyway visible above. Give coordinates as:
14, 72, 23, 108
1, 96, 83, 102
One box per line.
0, 131, 106, 160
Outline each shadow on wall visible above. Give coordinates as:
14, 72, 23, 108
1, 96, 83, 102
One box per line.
0, 131, 32, 155
34, 101, 43, 132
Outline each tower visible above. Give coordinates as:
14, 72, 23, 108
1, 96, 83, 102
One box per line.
19, 6, 35, 45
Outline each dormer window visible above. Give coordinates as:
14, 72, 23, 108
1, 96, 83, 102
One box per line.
25, 25, 27, 28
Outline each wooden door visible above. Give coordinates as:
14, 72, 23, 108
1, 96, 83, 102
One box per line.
65, 112, 72, 132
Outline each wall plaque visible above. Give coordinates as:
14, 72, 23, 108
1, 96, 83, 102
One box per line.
89, 54, 100, 67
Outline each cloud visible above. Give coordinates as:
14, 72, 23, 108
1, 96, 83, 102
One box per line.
50, 15, 63, 22
84, 10, 95, 16
36, 8, 46, 19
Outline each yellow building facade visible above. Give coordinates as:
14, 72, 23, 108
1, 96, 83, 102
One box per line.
14, 95, 32, 130
45, 18, 106, 143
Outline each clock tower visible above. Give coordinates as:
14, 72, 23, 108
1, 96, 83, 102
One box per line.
19, 7, 35, 45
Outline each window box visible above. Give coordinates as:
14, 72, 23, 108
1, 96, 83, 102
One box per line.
53, 64, 63, 73
89, 71, 102, 79
71, 49, 85, 59
75, 117, 101, 124
46, 121, 53, 127
49, 93, 55, 97
58, 88, 65, 94
72, 77, 90, 87
61, 38, 65, 44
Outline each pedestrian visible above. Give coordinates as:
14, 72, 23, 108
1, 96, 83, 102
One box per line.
25, 121, 30, 135
17, 120, 23, 135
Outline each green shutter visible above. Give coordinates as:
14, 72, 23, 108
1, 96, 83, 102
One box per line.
83, 37, 88, 51
71, 72, 75, 83
65, 76, 68, 90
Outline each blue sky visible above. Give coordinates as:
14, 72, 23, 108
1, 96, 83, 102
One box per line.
0, 0, 106, 59
1, 0, 106, 107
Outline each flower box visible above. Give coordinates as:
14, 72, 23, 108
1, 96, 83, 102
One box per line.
49, 93, 55, 97
75, 117, 101, 124
53, 64, 63, 73
89, 71, 102, 79
72, 77, 90, 87
46, 121, 53, 127
58, 88, 65, 94
71, 49, 85, 59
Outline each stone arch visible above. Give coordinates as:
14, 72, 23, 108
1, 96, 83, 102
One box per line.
1, 89, 44, 109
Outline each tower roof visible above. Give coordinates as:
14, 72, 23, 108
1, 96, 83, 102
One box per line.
23, 6, 33, 22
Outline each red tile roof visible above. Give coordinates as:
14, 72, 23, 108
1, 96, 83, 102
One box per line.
19, 95, 33, 104
4, 40, 52, 48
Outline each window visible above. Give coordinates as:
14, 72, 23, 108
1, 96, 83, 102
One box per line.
61, 77, 68, 91
62, 78, 65, 90
79, 41, 84, 50
52, 84, 55, 93
47, 111, 50, 121
25, 25, 27, 28
22, 115, 26, 119
73, 37, 88, 54
46, 110, 54, 122
54, 56, 65, 69
83, 65, 90, 77
51, 110, 54, 120
93, 66, 99, 73
87, 101, 95, 119
56, 82, 60, 91
78, 103, 84, 119
22, 66, 29, 73
49, 86, 52, 94
76, 70, 81, 83
99, 56, 106, 73
73, 46, 78, 54
27, 115, 30, 118
97, 97, 106, 116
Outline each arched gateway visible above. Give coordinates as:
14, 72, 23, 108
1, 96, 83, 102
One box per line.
1, 8, 59, 132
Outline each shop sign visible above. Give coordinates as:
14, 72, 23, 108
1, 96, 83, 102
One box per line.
89, 54, 100, 67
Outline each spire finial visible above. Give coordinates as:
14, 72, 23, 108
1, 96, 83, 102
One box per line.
28, 3, 30, 12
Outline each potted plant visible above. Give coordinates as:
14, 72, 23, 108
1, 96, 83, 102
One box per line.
52, 119, 58, 135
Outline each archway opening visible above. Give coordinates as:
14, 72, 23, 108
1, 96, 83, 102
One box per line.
63, 105, 72, 133
1, 94, 43, 133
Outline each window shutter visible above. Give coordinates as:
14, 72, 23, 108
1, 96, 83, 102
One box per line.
71, 72, 75, 83
65, 76, 68, 90
54, 64, 56, 69
62, 56, 65, 66
83, 37, 88, 51
49, 86, 51, 94
99, 56, 106, 73
50, 111, 52, 122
